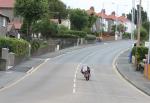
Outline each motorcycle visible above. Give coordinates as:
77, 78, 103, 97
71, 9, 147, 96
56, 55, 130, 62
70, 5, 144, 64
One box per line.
83, 71, 90, 81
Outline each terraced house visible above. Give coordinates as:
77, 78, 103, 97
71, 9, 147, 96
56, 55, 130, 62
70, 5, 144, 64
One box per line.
87, 7, 136, 40
0, 12, 10, 36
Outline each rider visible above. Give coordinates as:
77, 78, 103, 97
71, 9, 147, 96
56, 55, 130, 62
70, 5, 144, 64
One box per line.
81, 64, 90, 74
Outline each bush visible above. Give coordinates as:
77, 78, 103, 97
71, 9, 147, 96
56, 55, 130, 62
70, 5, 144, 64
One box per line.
123, 32, 131, 39
0, 37, 29, 56
132, 46, 148, 62
30, 40, 40, 53
53, 30, 87, 38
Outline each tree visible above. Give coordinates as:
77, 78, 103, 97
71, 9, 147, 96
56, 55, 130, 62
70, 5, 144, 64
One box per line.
32, 18, 58, 39
88, 15, 97, 28
48, 0, 68, 19
127, 5, 148, 25
69, 9, 88, 31
111, 24, 126, 33
142, 21, 150, 33
14, 0, 49, 39
134, 27, 148, 41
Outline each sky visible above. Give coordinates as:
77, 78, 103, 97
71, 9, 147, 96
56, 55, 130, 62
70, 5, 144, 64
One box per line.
61, 0, 150, 17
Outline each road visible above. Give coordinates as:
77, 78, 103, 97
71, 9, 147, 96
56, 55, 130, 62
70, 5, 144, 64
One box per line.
0, 40, 150, 103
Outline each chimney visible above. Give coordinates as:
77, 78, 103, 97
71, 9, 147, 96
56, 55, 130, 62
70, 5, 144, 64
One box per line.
111, 11, 115, 16
101, 9, 105, 14
122, 13, 126, 17
90, 6, 95, 12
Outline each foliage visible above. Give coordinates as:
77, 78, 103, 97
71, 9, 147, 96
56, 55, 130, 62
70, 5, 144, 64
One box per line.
30, 40, 40, 53
55, 30, 87, 38
127, 5, 148, 24
58, 25, 69, 31
132, 46, 148, 62
69, 9, 89, 30
14, 0, 49, 37
32, 18, 58, 39
134, 27, 148, 41
123, 32, 131, 39
48, 0, 68, 19
0, 37, 29, 56
111, 24, 126, 33
88, 15, 97, 28
142, 21, 150, 33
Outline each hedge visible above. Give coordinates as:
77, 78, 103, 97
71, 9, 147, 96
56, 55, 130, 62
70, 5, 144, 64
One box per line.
56, 30, 87, 38
0, 37, 29, 56
132, 46, 148, 62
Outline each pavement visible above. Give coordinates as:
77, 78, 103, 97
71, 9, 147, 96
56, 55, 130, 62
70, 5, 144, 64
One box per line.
0, 43, 98, 89
116, 50, 150, 96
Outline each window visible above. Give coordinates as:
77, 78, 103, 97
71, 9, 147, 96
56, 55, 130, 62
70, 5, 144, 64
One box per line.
0, 16, 3, 26
3, 18, 6, 27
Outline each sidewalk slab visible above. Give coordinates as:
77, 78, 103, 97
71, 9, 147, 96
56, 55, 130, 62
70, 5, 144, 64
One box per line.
116, 50, 150, 96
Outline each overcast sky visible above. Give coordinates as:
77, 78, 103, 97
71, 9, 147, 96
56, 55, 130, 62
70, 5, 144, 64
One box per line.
61, 0, 150, 17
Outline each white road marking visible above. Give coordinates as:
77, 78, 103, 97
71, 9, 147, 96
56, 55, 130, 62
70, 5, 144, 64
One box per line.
0, 58, 51, 92
72, 49, 104, 94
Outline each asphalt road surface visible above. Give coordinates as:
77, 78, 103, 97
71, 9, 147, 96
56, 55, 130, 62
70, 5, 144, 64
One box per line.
0, 40, 150, 103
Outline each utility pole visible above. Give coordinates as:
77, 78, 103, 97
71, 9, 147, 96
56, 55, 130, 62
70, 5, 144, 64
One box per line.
137, 0, 142, 46
131, 0, 135, 40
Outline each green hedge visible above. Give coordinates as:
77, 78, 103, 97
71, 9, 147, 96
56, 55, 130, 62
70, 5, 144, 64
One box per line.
132, 46, 148, 62
56, 30, 87, 38
0, 37, 29, 56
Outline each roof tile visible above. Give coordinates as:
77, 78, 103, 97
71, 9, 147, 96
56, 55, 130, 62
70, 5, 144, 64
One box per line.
0, 0, 15, 8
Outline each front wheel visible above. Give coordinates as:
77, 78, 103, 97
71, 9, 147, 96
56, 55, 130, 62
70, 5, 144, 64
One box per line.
85, 75, 89, 81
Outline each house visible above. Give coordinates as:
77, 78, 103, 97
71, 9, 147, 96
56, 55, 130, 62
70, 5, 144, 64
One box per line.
50, 19, 71, 29
97, 9, 109, 32
0, 0, 22, 38
0, 0, 22, 22
0, 12, 10, 36
118, 14, 136, 33
6, 21, 21, 38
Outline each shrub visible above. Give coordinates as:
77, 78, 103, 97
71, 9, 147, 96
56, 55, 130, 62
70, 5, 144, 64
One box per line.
30, 40, 40, 53
55, 30, 87, 38
123, 32, 131, 39
132, 46, 148, 62
0, 37, 29, 56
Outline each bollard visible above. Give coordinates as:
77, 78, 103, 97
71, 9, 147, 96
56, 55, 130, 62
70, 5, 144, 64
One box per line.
9, 52, 15, 67
2, 48, 9, 70
55, 45, 60, 51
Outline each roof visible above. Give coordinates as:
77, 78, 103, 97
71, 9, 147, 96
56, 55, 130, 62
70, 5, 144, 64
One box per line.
10, 21, 22, 30
97, 12, 108, 19
0, 11, 10, 20
106, 15, 117, 21
118, 16, 129, 23
0, 0, 15, 8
